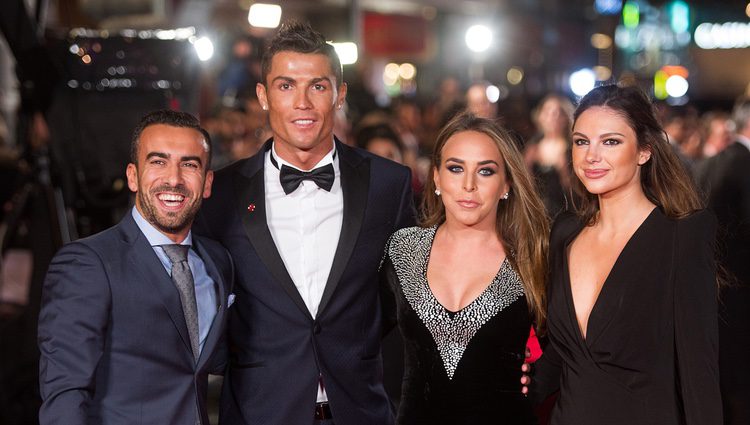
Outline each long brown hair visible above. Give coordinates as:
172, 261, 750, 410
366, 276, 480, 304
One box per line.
571, 84, 703, 224
422, 112, 550, 327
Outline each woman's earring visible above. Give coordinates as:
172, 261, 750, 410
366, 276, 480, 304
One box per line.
501, 192, 509, 200
435, 189, 441, 196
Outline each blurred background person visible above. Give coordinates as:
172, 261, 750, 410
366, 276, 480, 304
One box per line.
700, 111, 734, 159
355, 122, 405, 164
524, 94, 574, 218
466, 82, 497, 120
696, 96, 750, 425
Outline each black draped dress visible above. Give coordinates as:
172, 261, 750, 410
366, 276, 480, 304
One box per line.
532, 209, 722, 425
381, 226, 536, 425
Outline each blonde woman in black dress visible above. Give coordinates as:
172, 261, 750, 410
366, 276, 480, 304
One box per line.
380, 112, 549, 424
532, 84, 722, 425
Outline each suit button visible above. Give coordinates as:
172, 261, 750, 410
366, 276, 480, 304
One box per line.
313, 323, 321, 334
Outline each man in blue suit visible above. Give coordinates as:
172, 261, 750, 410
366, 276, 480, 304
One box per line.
195, 22, 414, 424
38, 110, 234, 425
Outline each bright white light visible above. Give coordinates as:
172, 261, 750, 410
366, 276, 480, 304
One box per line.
465, 25, 493, 53
383, 63, 400, 86
695, 22, 750, 49
569, 68, 596, 97
330, 42, 358, 65
399, 63, 417, 80
486, 85, 500, 103
665, 75, 689, 97
193, 37, 214, 61
248, 3, 282, 28
156, 30, 176, 40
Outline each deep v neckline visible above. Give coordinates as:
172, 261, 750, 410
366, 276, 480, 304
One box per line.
423, 226, 507, 315
563, 207, 658, 344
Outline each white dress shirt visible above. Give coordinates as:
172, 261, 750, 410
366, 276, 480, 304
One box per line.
264, 142, 343, 403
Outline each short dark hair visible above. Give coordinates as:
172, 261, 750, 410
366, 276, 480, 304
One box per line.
130, 109, 212, 168
354, 123, 404, 153
260, 21, 343, 87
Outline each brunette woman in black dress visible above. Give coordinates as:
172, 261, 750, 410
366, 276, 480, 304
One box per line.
532, 84, 722, 425
380, 112, 549, 424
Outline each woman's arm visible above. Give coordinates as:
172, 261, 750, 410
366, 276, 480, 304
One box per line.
673, 209, 722, 425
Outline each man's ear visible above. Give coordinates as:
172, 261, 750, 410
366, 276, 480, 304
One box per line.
126, 163, 138, 193
202, 170, 214, 199
336, 82, 348, 109
257, 83, 269, 111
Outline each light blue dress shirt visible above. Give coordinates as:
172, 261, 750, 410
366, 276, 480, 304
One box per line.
131, 207, 218, 355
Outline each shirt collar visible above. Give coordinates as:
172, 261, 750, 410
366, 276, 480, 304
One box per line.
131, 206, 192, 247
270, 140, 336, 172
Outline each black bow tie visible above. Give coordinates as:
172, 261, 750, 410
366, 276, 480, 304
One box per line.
278, 163, 335, 194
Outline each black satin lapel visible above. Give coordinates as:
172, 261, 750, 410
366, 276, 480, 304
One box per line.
192, 240, 226, 368
234, 169, 312, 320
317, 146, 370, 315
129, 240, 193, 354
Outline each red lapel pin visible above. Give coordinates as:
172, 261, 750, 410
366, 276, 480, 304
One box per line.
247, 203, 256, 212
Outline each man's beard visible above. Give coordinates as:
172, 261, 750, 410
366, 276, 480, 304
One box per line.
138, 184, 201, 235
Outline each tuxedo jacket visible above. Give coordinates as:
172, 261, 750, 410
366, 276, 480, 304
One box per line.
195, 139, 415, 425
38, 212, 234, 425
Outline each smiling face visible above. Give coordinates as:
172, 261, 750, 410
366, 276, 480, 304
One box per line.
126, 124, 213, 242
571, 106, 651, 199
433, 130, 510, 229
256, 51, 347, 168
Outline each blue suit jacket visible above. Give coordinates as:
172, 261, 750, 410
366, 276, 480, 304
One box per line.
195, 140, 415, 425
38, 212, 234, 425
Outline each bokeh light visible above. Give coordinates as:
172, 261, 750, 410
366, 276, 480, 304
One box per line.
194, 36, 214, 61
399, 63, 417, 80
248, 3, 282, 28
569, 68, 596, 96
486, 85, 500, 103
465, 25, 493, 53
665, 75, 689, 98
330, 42, 358, 65
507, 67, 524, 85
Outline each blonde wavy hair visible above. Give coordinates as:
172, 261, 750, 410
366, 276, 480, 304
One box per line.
422, 112, 550, 327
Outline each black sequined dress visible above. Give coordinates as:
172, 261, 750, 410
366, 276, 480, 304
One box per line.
380, 226, 537, 425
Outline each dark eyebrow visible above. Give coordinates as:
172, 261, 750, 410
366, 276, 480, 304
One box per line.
310, 77, 333, 85
145, 152, 203, 166
181, 156, 203, 166
146, 152, 169, 160
477, 160, 499, 166
572, 131, 626, 138
445, 158, 499, 166
271, 76, 296, 84
272, 76, 332, 86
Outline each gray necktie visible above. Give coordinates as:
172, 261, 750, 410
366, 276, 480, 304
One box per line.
161, 244, 200, 361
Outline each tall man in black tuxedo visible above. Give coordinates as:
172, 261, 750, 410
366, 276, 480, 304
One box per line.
195, 22, 414, 425
38, 110, 234, 424
696, 97, 750, 425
